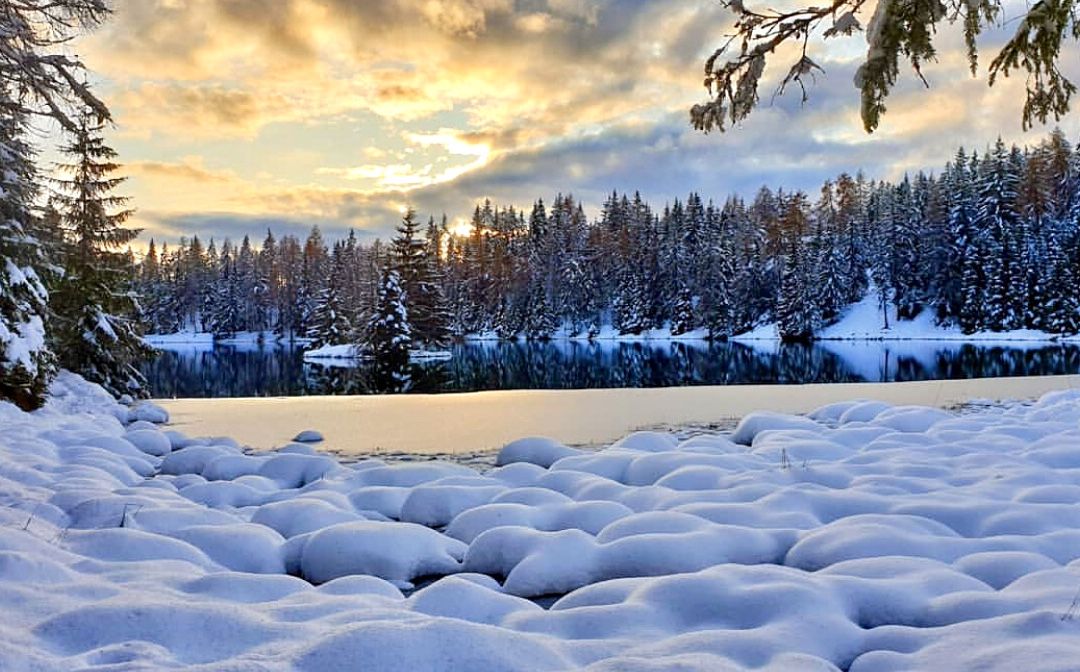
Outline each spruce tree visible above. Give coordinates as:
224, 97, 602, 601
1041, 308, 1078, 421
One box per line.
391, 208, 450, 348
670, 284, 695, 336
777, 246, 814, 342
366, 269, 412, 392
0, 98, 54, 409
310, 248, 353, 349
49, 111, 149, 397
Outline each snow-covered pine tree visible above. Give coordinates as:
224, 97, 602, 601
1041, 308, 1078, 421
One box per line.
206, 240, 242, 337
812, 181, 846, 323
309, 243, 353, 349
137, 239, 167, 333
775, 192, 816, 341
975, 140, 1022, 331
276, 235, 304, 338
777, 250, 813, 342
391, 208, 450, 348
300, 226, 328, 338
891, 175, 925, 319
830, 174, 866, 304
256, 231, 278, 332
700, 201, 735, 339
310, 280, 352, 349
366, 269, 412, 392
0, 95, 54, 409
49, 110, 150, 397
524, 200, 558, 339
612, 272, 651, 335
670, 284, 695, 336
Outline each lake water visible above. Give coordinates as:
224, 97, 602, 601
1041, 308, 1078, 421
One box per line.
141, 339, 1080, 398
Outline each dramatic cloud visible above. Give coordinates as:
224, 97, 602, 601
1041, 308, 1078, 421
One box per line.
72, 0, 1080, 247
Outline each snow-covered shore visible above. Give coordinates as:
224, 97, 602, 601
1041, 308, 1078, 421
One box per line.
737, 294, 1080, 342
146, 295, 1080, 354
4, 373, 1080, 669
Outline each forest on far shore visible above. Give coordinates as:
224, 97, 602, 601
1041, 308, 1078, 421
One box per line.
136, 130, 1080, 349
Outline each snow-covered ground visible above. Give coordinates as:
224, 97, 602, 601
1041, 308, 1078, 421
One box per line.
159, 375, 1080, 455
4, 373, 1080, 669
739, 294, 1080, 342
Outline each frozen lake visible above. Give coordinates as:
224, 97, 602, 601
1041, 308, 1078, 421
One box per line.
157, 372, 1080, 456
142, 339, 1080, 399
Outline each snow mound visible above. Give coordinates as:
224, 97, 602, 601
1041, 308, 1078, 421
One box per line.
128, 401, 170, 424
7, 373, 1080, 669
299, 521, 466, 585
730, 411, 822, 445
124, 428, 172, 456
496, 437, 583, 467
292, 429, 324, 443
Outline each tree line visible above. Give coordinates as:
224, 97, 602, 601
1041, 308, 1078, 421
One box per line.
138, 129, 1080, 352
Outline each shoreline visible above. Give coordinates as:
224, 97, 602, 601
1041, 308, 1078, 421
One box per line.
157, 374, 1080, 455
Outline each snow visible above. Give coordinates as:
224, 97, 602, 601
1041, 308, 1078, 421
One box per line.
7, 372, 1080, 668
303, 343, 453, 362
299, 521, 467, 585
737, 293, 1080, 343
0, 313, 45, 374
497, 436, 584, 467
301, 343, 358, 359
123, 428, 172, 456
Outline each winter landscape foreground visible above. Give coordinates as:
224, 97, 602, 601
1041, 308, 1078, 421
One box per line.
2, 375, 1080, 670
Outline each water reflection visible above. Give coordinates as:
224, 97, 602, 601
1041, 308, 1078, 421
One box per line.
141, 339, 1080, 398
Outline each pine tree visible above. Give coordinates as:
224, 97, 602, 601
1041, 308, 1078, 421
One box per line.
776, 193, 816, 341
310, 281, 352, 349
777, 245, 814, 341
670, 284, 695, 336
976, 140, 1022, 330
49, 110, 150, 397
300, 226, 328, 337
310, 245, 353, 349
366, 269, 412, 392
206, 240, 241, 337
0, 97, 54, 409
391, 208, 450, 348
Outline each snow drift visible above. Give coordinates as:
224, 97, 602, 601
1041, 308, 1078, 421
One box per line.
3, 372, 1080, 670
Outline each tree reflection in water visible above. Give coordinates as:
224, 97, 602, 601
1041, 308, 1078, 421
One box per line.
140, 340, 1080, 398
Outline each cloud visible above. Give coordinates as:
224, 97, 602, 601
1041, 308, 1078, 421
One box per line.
86, 0, 719, 142
76, 0, 1080, 252
128, 157, 238, 184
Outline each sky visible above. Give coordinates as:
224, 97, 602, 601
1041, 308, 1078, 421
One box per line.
70, 0, 1080, 248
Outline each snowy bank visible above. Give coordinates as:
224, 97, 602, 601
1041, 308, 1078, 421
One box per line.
5, 374, 1080, 669
737, 294, 1080, 342
159, 374, 1080, 455
303, 343, 452, 362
